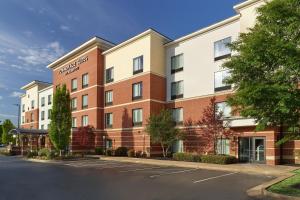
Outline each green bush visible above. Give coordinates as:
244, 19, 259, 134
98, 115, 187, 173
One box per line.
26, 151, 38, 158
114, 147, 128, 157
95, 147, 104, 155
38, 148, 50, 157
127, 149, 135, 157
106, 149, 114, 156
200, 155, 237, 164
172, 152, 201, 162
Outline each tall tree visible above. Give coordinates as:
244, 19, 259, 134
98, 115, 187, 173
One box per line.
2, 119, 15, 144
223, 0, 300, 143
49, 85, 72, 156
145, 109, 183, 157
196, 97, 232, 155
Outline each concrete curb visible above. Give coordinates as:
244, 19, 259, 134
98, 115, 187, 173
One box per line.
24, 157, 98, 164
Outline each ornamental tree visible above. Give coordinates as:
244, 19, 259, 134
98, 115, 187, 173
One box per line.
223, 0, 300, 143
1, 119, 15, 144
145, 109, 183, 157
49, 85, 72, 156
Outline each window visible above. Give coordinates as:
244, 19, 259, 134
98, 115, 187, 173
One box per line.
41, 111, 45, 120
41, 125, 44, 130
171, 81, 184, 100
173, 140, 184, 153
30, 113, 34, 122
217, 139, 230, 155
214, 70, 231, 92
41, 97, 45, 107
132, 82, 142, 100
105, 90, 113, 106
105, 113, 113, 128
171, 54, 183, 73
82, 73, 89, 88
71, 98, 77, 111
133, 56, 143, 74
31, 100, 35, 109
214, 37, 232, 61
22, 104, 25, 112
72, 117, 77, 128
106, 139, 113, 149
82, 115, 89, 126
105, 67, 114, 83
132, 108, 143, 126
172, 108, 183, 125
71, 78, 78, 92
22, 116, 25, 124
48, 95, 52, 105
215, 102, 232, 118
82, 95, 88, 109
48, 109, 52, 119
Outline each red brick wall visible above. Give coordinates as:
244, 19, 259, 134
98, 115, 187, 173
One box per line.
21, 109, 39, 129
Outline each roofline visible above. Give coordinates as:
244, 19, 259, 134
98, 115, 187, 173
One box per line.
38, 85, 53, 93
102, 28, 172, 55
47, 36, 115, 69
234, 0, 266, 12
165, 15, 240, 47
20, 80, 52, 90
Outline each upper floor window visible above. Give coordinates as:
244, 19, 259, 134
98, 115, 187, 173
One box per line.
48, 109, 52, 119
41, 111, 45, 120
215, 102, 231, 118
172, 108, 183, 125
214, 37, 232, 61
171, 54, 183, 74
22, 104, 25, 112
82, 115, 89, 126
106, 67, 114, 83
82, 94, 88, 109
41, 97, 45, 107
105, 113, 113, 128
82, 73, 89, 88
214, 70, 231, 92
31, 100, 35, 109
71, 78, 78, 92
72, 117, 77, 128
132, 108, 143, 126
71, 98, 77, 111
48, 95, 52, 105
132, 82, 142, 100
133, 56, 143, 75
171, 81, 184, 100
105, 90, 113, 106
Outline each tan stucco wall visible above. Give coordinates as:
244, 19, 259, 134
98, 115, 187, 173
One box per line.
150, 33, 166, 77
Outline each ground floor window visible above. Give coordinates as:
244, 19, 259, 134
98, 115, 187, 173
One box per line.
106, 139, 113, 149
173, 140, 184, 153
217, 138, 230, 155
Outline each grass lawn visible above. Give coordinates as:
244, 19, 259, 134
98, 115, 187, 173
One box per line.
268, 169, 300, 197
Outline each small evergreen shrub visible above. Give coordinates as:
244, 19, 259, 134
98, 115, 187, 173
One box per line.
135, 151, 147, 158
172, 152, 201, 162
114, 147, 128, 156
95, 147, 104, 155
200, 155, 237, 164
106, 149, 113, 156
26, 151, 38, 158
127, 149, 135, 157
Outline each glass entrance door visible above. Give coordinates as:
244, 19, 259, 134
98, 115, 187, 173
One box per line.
238, 137, 265, 163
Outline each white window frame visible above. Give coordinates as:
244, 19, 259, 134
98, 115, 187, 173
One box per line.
214, 37, 232, 61
132, 108, 143, 126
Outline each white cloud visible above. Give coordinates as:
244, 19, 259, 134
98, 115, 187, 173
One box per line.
23, 31, 33, 37
60, 25, 71, 32
0, 96, 2, 100
10, 91, 23, 98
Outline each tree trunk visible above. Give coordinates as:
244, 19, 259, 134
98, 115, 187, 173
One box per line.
161, 143, 166, 157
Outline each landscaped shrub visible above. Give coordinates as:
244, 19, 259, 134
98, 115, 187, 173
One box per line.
127, 149, 135, 157
95, 147, 104, 155
200, 155, 237, 164
114, 147, 128, 156
135, 151, 147, 158
26, 151, 38, 158
172, 152, 201, 162
106, 149, 113, 156
38, 148, 50, 157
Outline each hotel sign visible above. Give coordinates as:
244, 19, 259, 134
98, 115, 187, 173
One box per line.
59, 56, 88, 75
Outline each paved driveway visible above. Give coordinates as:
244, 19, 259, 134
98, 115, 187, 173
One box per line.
0, 156, 274, 200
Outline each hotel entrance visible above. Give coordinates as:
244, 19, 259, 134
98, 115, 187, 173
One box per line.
238, 137, 266, 164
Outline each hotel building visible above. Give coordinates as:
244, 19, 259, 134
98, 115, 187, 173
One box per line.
19, 0, 300, 165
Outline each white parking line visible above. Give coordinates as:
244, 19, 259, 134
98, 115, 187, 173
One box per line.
120, 166, 164, 173
193, 172, 238, 183
64, 162, 118, 167
96, 164, 140, 169
149, 168, 199, 178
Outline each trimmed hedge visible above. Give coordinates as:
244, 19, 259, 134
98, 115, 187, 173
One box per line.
115, 147, 128, 156
172, 153, 237, 164
95, 147, 104, 155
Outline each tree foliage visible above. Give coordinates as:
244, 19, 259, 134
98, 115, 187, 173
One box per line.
1, 119, 15, 144
145, 109, 183, 157
223, 0, 300, 142
196, 97, 232, 154
49, 85, 72, 155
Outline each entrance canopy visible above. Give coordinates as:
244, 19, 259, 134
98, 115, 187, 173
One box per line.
9, 128, 48, 136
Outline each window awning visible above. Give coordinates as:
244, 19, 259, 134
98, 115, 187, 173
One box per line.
8, 128, 48, 135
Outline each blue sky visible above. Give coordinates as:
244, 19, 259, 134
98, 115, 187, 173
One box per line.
0, 0, 242, 125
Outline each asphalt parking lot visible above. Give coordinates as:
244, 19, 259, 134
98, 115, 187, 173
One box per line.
0, 156, 274, 200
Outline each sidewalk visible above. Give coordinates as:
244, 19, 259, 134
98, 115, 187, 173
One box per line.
87, 155, 299, 176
